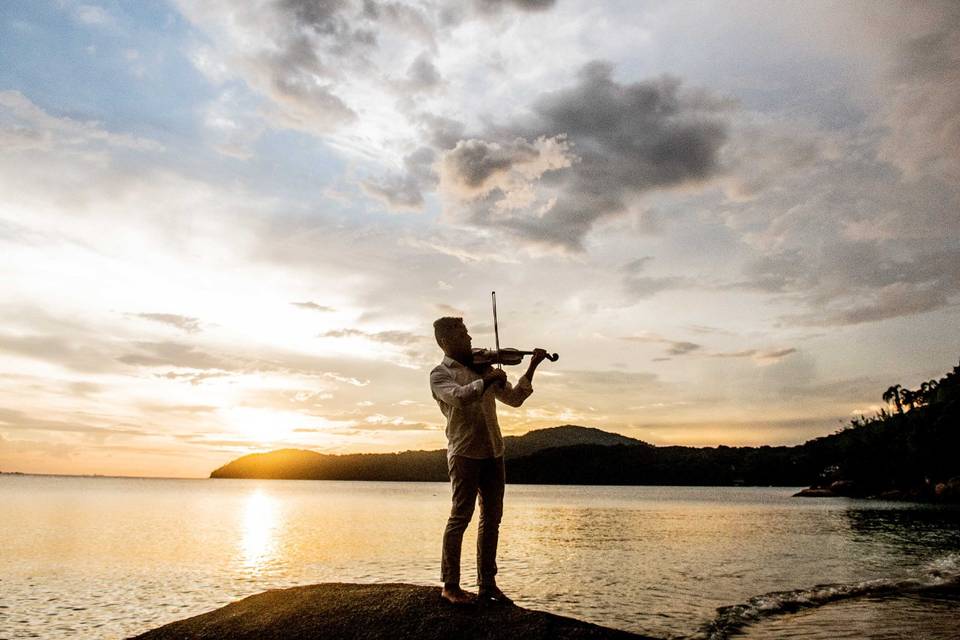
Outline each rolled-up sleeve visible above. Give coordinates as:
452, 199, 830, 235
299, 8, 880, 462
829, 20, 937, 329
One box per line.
494, 374, 533, 407
430, 368, 484, 408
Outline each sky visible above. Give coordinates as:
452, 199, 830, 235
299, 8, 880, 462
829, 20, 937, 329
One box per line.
1, 0, 958, 478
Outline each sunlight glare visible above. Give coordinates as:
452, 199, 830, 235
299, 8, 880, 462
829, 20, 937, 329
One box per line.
240, 489, 278, 572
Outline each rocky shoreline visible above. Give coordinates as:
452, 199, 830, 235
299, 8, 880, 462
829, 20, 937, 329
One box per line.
794, 477, 960, 501
128, 583, 656, 640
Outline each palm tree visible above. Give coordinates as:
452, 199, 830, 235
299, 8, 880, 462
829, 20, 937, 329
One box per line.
900, 387, 916, 412
883, 384, 903, 415
919, 379, 939, 406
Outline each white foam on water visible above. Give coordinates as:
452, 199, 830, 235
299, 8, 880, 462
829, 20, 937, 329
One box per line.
697, 554, 960, 640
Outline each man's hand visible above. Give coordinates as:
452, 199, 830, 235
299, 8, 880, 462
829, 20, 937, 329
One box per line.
530, 348, 549, 367
482, 368, 507, 390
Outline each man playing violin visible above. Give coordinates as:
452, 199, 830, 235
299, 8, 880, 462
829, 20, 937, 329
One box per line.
429, 316, 549, 606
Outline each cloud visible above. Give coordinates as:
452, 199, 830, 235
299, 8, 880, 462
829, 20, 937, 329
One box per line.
0, 332, 116, 373
154, 371, 231, 386
117, 341, 240, 370
0, 90, 163, 153
73, 4, 115, 27
433, 303, 463, 316
619, 333, 702, 356
876, 4, 960, 182
793, 283, 949, 327
710, 348, 797, 364
291, 301, 336, 312
620, 256, 689, 299
361, 172, 425, 210
547, 369, 664, 394
439, 135, 575, 204
175, 0, 366, 135
403, 52, 443, 92
319, 328, 427, 345
439, 61, 731, 250
0, 408, 142, 437
473, 0, 556, 13
736, 242, 960, 326
129, 313, 203, 334
350, 414, 435, 431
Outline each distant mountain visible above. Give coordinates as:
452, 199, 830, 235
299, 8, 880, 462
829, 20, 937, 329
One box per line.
210, 425, 646, 481
210, 361, 960, 500
502, 425, 645, 459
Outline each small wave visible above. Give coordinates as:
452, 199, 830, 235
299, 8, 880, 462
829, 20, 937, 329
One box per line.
697, 554, 960, 640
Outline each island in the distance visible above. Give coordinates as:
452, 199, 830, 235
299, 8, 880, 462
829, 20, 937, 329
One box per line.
211, 360, 960, 501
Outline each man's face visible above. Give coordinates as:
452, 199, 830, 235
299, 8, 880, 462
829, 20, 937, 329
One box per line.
442, 322, 472, 361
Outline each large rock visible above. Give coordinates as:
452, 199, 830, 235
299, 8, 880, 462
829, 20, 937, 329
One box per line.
128, 583, 655, 640
793, 487, 835, 497
935, 476, 960, 500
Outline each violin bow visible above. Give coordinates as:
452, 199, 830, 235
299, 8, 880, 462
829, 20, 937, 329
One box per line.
491, 291, 502, 370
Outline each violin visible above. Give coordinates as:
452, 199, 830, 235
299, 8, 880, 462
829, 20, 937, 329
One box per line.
471, 347, 560, 367
473, 291, 559, 373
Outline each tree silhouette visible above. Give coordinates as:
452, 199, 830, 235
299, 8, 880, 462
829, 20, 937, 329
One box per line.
883, 384, 904, 414
900, 387, 917, 412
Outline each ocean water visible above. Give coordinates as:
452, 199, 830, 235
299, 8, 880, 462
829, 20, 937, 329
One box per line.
1, 476, 958, 639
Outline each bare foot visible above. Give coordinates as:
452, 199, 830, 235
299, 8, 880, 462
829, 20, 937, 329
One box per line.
478, 585, 514, 606
441, 585, 475, 605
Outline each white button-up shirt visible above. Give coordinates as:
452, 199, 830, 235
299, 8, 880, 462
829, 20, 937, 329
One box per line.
430, 355, 533, 461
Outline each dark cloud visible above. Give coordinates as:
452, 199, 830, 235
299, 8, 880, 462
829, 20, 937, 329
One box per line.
291, 301, 336, 312
361, 146, 436, 211
667, 342, 700, 356
710, 348, 797, 363
440, 61, 731, 250
735, 242, 960, 326
361, 0, 436, 46
418, 113, 466, 149
130, 313, 203, 334
361, 173, 425, 210
619, 333, 702, 357
808, 285, 948, 327
473, 0, 556, 13
405, 52, 442, 91
878, 4, 960, 182
439, 135, 574, 199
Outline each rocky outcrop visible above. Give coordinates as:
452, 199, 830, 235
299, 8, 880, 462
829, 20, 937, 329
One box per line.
128, 583, 656, 640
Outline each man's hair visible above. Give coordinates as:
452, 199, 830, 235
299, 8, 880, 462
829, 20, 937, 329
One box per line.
433, 316, 464, 346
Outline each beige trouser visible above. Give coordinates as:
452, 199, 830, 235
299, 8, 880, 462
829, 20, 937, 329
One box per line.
441, 455, 505, 588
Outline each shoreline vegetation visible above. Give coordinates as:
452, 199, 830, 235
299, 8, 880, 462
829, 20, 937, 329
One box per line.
129, 583, 655, 640
211, 359, 960, 502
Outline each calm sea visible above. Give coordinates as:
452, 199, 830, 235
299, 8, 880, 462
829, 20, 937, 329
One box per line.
1, 475, 959, 639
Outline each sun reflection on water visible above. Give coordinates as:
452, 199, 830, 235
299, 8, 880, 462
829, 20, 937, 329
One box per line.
240, 489, 278, 572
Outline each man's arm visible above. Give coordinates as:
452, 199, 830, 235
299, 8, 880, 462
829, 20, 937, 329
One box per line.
523, 348, 549, 384
430, 367, 506, 408
494, 349, 548, 407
